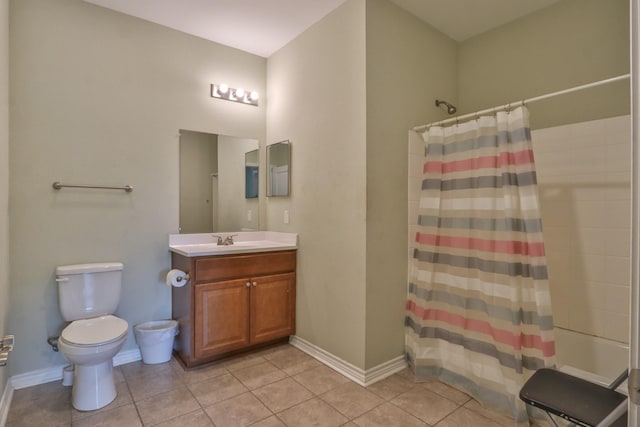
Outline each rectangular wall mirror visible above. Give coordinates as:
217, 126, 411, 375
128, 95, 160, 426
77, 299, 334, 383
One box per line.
267, 140, 291, 197
179, 130, 260, 233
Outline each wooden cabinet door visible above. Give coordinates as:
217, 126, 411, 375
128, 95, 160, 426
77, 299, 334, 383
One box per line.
250, 272, 295, 344
194, 278, 250, 358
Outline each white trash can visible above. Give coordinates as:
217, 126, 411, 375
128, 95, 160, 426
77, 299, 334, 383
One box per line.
134, 320, 179, 364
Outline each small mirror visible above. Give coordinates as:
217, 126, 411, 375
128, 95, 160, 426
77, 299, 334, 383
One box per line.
245, 149, 259, 198
267, 140, 290, 197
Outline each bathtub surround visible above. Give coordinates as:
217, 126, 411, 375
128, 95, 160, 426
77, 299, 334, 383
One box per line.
533, 115, 631, 372
554, 327, 629, 382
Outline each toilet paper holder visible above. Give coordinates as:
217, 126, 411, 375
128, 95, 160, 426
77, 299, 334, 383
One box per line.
166, 269, 190, 287
176, 274, 190, 284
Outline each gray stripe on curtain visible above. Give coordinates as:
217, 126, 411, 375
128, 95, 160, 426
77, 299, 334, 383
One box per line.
405, 317, 547, 373
425, 128, 532, 156
413, 249, 549, 280
417, 215, 544, 233
422, 171, 538, 191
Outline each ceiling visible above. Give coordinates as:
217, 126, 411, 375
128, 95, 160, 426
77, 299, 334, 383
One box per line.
83, 0, 563, 58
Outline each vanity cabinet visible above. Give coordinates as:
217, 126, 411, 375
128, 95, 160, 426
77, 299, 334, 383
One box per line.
171, 250, 296, 367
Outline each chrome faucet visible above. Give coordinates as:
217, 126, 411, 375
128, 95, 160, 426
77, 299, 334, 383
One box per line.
212, 234, 237, 246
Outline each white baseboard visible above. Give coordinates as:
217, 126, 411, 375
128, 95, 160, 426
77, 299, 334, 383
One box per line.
0, 378, 13, 427
365, 352, 409, 385
289, 335, 406, 387
9, 348, 141, 390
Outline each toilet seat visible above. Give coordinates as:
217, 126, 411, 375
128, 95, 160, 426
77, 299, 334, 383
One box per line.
61, 315, 128, 347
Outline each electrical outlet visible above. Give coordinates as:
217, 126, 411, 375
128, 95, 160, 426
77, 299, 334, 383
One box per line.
284, 210, 290, 224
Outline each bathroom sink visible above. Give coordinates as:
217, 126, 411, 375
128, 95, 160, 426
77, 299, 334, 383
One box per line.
169, 232, 298, 257
170, 242, 254, 256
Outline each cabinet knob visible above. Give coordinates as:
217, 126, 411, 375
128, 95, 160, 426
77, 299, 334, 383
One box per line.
246, 282, 251, 288
252, 282, 257, 287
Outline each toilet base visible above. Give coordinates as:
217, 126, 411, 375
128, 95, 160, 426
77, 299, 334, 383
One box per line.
71, 359, 117, 411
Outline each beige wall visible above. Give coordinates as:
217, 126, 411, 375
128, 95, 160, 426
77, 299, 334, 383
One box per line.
0, 0, 9, 397
264, 0, 457, 370
9, 0, 266, 375
364, 0, 456, 369
533, 116, 631, 343
458, 0, 629, 129
266, 0, 368, 367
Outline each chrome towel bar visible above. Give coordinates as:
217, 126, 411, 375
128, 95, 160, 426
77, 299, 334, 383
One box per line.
52, 182, 133, 193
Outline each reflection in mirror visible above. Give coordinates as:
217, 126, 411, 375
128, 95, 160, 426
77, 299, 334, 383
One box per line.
245, 149, 259, 199
179, 130, 259, 233
267, 140, 290, 197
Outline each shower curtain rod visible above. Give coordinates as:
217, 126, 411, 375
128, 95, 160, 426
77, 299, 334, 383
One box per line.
413, 74, 630, 132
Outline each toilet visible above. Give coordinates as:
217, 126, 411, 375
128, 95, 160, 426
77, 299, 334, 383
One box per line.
55, 262, 129, 411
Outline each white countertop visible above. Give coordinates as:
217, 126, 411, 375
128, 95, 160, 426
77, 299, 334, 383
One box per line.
169, 231, 298, 257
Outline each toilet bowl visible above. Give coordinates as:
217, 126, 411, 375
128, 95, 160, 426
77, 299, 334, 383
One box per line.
58, 315, 128, 411
55, 262, 128, 411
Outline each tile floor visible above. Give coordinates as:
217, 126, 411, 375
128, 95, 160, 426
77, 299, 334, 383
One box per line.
6, 344, 526, 426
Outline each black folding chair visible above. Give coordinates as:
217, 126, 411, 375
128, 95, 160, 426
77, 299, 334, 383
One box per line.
519, 368, 628, 427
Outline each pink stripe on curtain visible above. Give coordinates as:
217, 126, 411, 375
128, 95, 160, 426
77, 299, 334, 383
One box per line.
424, 149, 535, 173
406, 302, 556, 356
415, 233, 546, 256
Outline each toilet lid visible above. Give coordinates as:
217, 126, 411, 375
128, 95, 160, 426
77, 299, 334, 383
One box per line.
61, 315, 128, 347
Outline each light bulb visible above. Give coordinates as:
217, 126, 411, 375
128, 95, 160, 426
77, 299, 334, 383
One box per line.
235, 88, 245, 98
218, 83, 229, 94
249, 91, 259, 101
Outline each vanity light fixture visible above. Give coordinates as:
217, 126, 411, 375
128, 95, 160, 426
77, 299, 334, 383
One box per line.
211, 83, 259, 106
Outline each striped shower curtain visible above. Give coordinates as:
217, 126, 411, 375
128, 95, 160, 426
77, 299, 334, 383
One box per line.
406, 106, 555, 423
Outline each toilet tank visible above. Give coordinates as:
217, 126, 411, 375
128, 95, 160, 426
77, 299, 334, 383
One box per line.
56, 262, 123, 321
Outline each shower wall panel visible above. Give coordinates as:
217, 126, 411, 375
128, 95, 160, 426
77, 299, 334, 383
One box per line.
532, 115, 631, 344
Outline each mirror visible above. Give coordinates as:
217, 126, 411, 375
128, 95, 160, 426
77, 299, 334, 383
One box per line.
267, 140, 291, 197
179, 130, 259, 233
245, 149, 259, 199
